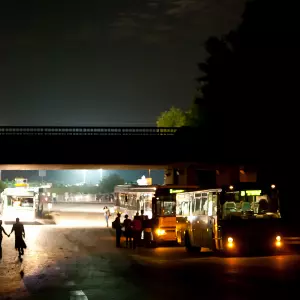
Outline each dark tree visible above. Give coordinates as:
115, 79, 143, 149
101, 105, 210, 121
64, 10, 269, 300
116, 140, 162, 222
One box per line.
98, 174, 125, 194
0, 181, 7, 193
195, 0, 300, 218
196, 0, 299, 144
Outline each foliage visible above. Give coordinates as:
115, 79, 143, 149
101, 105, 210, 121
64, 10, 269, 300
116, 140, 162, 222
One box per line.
196, 0, 298, 139
156, 106, 189, 127
156, 105, 202, 127
98, 173, 125, 194
0, 181, 7, 193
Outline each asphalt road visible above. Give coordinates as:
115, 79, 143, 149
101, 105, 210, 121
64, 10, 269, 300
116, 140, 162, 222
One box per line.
50, 202, 113, 214
1, 214, 300, 300
49, 212, 109, 227
47, 202, 114, 226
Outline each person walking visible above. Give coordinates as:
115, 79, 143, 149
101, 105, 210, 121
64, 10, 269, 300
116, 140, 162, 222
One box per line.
0, 220, 9, 260
103, 206, 111, 227
9, 218, 27, 259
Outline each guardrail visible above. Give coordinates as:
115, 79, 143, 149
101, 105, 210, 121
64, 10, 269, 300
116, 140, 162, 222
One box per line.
0, 126, 178, 136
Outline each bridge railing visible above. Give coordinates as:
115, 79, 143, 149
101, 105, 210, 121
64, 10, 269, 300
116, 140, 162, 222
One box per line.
0, 126, 178, 136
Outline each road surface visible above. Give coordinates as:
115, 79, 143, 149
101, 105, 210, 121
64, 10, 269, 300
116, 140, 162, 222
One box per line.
46, 202, 114, 226
1, 215, 300, 300
50, 202, 113, 214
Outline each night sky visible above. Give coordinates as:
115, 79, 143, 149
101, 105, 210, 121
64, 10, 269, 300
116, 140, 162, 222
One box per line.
0, 0, 245, 126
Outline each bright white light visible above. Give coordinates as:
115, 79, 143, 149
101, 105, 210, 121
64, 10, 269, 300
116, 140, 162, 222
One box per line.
98, 169, 103, 182
228, 237, 233, 243
187, 215, 196, 222
137, 175, 147, 185
56, 220, 106, 227
144, 211, 152, 219
3, 209, 35, 222
82, 170, 87, 184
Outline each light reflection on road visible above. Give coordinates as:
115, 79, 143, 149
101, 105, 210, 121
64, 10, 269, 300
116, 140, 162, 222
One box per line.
1, 223, 300, 300
50, 211, 110, 227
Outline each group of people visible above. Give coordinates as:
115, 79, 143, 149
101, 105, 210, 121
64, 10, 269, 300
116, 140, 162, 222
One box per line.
0, 218, 27, 260
113, 210, 151, 249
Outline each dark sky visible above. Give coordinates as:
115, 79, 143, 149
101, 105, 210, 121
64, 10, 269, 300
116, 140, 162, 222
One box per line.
0, 0, 245, 126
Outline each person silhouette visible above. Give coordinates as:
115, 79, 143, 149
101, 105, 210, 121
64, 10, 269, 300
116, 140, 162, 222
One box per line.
0, 220, 9, 259
9, 218, 27, 259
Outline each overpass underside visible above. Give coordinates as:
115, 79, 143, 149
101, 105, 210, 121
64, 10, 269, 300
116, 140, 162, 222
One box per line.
0, 126, 281, 186
0, 127, 226, 167
0, 126, 261, 166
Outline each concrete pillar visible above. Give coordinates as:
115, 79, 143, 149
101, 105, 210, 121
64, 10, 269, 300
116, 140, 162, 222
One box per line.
216, 167, 240, 187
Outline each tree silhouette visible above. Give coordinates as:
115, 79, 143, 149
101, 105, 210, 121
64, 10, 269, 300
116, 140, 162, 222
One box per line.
194, 0, 300, 217
98, 174, 125, 194
0, 181, 7, 193
196, 0, 299, 143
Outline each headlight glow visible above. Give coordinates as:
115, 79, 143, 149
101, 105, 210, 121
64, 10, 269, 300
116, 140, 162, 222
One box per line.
156, 229, 166, 236
275, 236, 282, 247
227, 237, 234, 248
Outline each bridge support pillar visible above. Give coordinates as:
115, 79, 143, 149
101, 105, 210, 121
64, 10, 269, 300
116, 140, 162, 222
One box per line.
164, 164, 214, 186
164, 166, 199, 186
165, 164, 258, 187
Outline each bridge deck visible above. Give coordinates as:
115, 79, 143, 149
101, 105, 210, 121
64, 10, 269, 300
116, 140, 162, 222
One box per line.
0, 126, 177, 136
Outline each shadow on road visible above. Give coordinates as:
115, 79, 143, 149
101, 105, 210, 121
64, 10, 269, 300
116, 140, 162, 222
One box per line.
4, 220, 56, 226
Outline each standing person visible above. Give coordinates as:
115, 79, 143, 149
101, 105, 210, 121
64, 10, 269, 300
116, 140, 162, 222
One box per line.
143, 216, 152, 247
132, 216, 142, 249
123, 215, 132, 248
9, 218, 27, 259
0, 220, 9, 260
103, 206, 110, 227
113, 213, 122, 248
140, 210, 146, 245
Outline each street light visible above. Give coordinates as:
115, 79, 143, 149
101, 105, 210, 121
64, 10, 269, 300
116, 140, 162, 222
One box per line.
83, 170, 87, 184
99, 169, 103, 182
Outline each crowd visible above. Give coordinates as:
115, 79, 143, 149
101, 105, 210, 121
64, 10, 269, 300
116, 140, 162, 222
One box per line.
112, 210, 152, 248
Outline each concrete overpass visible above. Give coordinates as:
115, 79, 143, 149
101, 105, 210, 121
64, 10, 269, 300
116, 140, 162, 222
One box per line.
0, 126, 179, 166
0, 126, 295, 222
0, 126, 256, 165
0, 126, 277, 186
0, 126, 222, 167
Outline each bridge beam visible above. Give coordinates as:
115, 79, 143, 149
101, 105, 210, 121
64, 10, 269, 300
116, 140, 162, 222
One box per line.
0, 164, 166, 170
164, 164, 259, 187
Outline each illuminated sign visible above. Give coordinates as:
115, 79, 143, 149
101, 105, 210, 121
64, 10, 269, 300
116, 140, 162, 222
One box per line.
170, 189, 185, 194
137, 176, 153, 186
14, 178, 28, 187
241, 190, 262, 196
